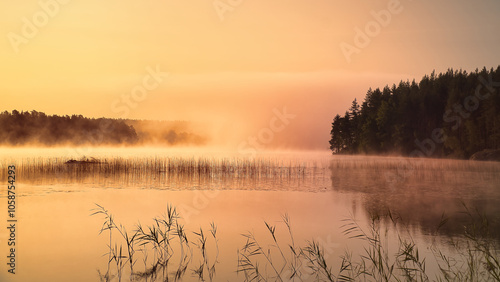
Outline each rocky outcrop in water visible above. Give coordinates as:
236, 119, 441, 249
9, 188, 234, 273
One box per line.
65, 157, 102, 165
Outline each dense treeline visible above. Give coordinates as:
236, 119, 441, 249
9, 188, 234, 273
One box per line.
330, 66, 500, 158
0, 110, 139, 146
0, 110, 207, 146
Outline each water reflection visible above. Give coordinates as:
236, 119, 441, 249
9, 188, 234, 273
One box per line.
329, 156, 500, 241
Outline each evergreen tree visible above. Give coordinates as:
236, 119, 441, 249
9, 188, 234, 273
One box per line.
329, 66, 500, 159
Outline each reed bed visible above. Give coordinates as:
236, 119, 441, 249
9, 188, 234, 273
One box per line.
7, 155, 499, 182
10, 156, 316, 177
2, 155, 498, 193
1, 156, 327, 189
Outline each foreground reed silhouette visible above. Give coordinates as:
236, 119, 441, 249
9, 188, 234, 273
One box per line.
93, 204, 500, 282
92, 204, 218, 282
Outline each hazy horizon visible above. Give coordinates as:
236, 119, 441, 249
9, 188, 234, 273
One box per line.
2, 1, 500, 150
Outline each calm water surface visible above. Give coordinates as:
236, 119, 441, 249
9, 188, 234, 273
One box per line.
0, 148, 499, 281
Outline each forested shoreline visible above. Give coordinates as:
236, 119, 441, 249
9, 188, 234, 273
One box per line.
330, 67, 500, 159
0, 110, 206, 146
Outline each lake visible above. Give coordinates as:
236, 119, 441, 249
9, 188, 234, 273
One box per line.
0, 148, 499, 281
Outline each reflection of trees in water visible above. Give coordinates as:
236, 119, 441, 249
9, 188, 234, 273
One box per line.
329, 158, 500, 241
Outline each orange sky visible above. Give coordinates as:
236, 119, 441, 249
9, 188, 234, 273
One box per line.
1, 0, 500, 149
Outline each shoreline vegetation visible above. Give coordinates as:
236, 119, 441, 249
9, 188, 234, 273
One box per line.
10, 156, 316, 180
329, 66, 500, 161
93, 204, 500, 282
8, 154, 498, 186
2, 156, 323, 192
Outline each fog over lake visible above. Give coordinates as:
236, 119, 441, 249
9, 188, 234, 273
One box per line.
1, 147, 499, 281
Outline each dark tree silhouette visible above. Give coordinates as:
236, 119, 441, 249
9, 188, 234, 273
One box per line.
0, 111, 208, 147
0, 111, 138, 146
330, 66, 500, 158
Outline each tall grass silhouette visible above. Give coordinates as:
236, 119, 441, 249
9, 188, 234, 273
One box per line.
6, 156, 322, 186
92, 204, 218, 282
93, 204, 500, 281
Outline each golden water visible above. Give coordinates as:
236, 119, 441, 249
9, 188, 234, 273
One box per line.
0, 148, 499, 281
